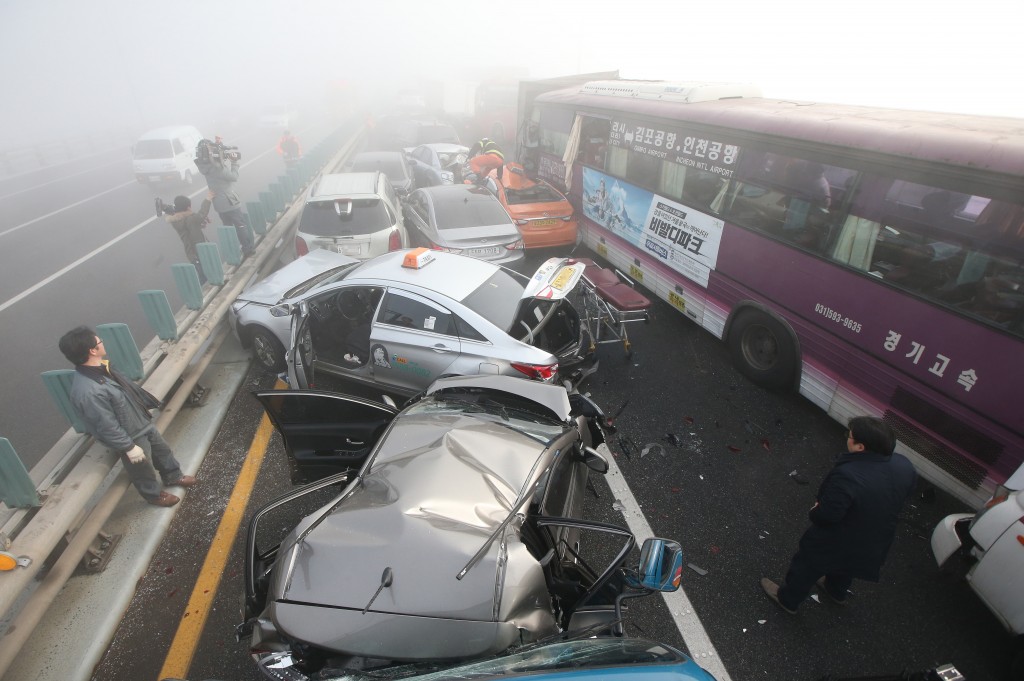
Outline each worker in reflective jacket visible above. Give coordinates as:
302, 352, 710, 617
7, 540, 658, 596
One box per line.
468, 137, 504, 182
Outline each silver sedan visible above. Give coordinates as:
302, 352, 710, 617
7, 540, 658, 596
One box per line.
231, 248, 595, 394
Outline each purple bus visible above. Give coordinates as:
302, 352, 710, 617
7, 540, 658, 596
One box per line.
524, 80, 1024, 507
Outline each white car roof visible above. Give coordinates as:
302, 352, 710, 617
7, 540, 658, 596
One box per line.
349, 250, 500, 302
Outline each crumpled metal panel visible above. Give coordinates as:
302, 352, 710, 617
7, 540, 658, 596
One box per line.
274, 412, 564, 634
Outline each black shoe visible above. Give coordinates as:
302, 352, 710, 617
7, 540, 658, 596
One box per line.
816, 577, 848, 605
761, 578, 797, 614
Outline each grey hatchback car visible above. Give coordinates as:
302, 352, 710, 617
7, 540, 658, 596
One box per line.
294, 171, 408, 260
402, 184, 524, 265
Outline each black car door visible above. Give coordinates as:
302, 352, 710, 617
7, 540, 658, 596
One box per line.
254, 390, 397, 484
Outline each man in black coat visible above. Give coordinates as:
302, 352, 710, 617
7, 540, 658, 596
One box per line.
762, 416, 917, 613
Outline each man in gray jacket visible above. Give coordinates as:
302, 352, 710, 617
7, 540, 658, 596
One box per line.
58, 326, 197, 507
194, 136, 254, 255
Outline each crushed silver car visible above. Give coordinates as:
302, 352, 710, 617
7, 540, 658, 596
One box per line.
240, 375, 683, 678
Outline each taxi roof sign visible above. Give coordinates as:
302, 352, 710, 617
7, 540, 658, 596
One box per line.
402, 248, 436, 269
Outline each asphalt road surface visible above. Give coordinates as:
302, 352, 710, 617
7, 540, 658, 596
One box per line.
0, 113, 342, 471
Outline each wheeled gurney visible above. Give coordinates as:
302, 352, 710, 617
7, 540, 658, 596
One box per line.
571, 258, 651, 358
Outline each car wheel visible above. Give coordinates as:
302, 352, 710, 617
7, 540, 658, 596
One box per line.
250, 328, 286, 373
727, 308, 797, 390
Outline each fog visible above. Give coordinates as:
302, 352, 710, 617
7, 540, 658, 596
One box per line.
2, 0, 1022, 148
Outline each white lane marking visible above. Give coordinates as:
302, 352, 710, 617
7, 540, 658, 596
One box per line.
0, 156, 126, 201
0, 214, 159, 313
602, 450, 733, 681
0, 179, 138, 238
0, 148, 278, 313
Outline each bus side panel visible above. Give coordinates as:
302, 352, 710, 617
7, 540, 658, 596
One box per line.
567, 160, 1023, 501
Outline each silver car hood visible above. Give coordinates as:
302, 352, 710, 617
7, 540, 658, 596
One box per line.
236, 250, 355, 305
274, 414, 561, 621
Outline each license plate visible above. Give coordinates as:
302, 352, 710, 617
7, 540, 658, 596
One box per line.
332, 244, 362, 256
530, 219, 559, 227
467, 246, 500, 257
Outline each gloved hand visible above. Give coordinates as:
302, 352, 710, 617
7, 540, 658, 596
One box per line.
125, 445, 145, 464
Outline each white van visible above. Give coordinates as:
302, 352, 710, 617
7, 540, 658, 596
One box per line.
132, 125, 204, 186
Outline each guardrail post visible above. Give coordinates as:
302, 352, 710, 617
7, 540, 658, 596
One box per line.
217, 225, 243, 266
259, 191, 276, 220
246, 201, 268, 235
137, 291, 178, 341
271, 182, 287, 210
97, 323, 144, 380
40, 369, 86, 433
197, 242, 224, 286
277, 175, 295, 198
172, 263, 204, 310
0, 438, 39, 508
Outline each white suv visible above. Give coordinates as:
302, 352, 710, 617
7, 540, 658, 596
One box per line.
294, 172, 408, 259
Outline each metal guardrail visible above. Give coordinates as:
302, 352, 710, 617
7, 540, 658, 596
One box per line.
0, 123, 365, 680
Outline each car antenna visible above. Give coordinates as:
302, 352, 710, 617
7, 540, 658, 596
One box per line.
362, 567, 393, 614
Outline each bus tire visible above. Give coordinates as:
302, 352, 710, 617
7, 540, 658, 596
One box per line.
727, 309, 797, 390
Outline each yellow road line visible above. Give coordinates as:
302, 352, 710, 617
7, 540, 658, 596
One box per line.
158, 380, 284, 680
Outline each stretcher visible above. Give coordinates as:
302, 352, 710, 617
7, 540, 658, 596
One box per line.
571, 258, 651, 358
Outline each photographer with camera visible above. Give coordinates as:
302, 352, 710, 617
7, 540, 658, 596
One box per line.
156, 191, 213, 284
194, 136, 255, 256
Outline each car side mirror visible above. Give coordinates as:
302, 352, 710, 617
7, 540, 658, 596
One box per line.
581, 446, 608, 474
637, 538, 683, 592
269, 303, 292, 318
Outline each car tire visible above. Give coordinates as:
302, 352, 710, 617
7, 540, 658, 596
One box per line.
727, 308, 797, 390
250, 327, 286, 373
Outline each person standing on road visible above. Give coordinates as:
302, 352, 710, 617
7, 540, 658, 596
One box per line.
194, 136, 255, 256
164, 191, 214, 284
762, 416, 917, 613
58, 326, 197, 507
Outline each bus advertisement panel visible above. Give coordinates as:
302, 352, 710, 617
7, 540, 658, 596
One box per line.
526, 81, 1024, 506
581, 168, 724, 287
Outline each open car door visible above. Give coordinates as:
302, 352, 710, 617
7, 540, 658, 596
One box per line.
254, 390, 397, 484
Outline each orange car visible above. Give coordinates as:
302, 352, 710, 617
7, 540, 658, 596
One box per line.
486, 163, 578, 248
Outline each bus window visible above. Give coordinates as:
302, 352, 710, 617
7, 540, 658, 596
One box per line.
580, 117, 609, 169
721, 150, 850, 254
832, 177, 1024, 336
625, 152, 660, 190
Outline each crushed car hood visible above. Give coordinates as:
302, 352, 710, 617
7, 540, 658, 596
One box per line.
236, 249, 355, 305
274, 413, 560, 621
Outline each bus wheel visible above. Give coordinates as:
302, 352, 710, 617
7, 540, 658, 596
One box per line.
727, 309, 797, 390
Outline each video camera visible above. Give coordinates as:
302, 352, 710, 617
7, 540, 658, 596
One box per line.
195, 138, 241, 165
154, 198, 176, 218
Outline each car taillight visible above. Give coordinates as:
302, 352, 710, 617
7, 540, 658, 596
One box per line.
562, 215, 573, 221
388, 229, 402, 251
511, 362, 557, 381
506, 239, 524, 250
428, 241, 461, 254
295, 236, 309, 256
